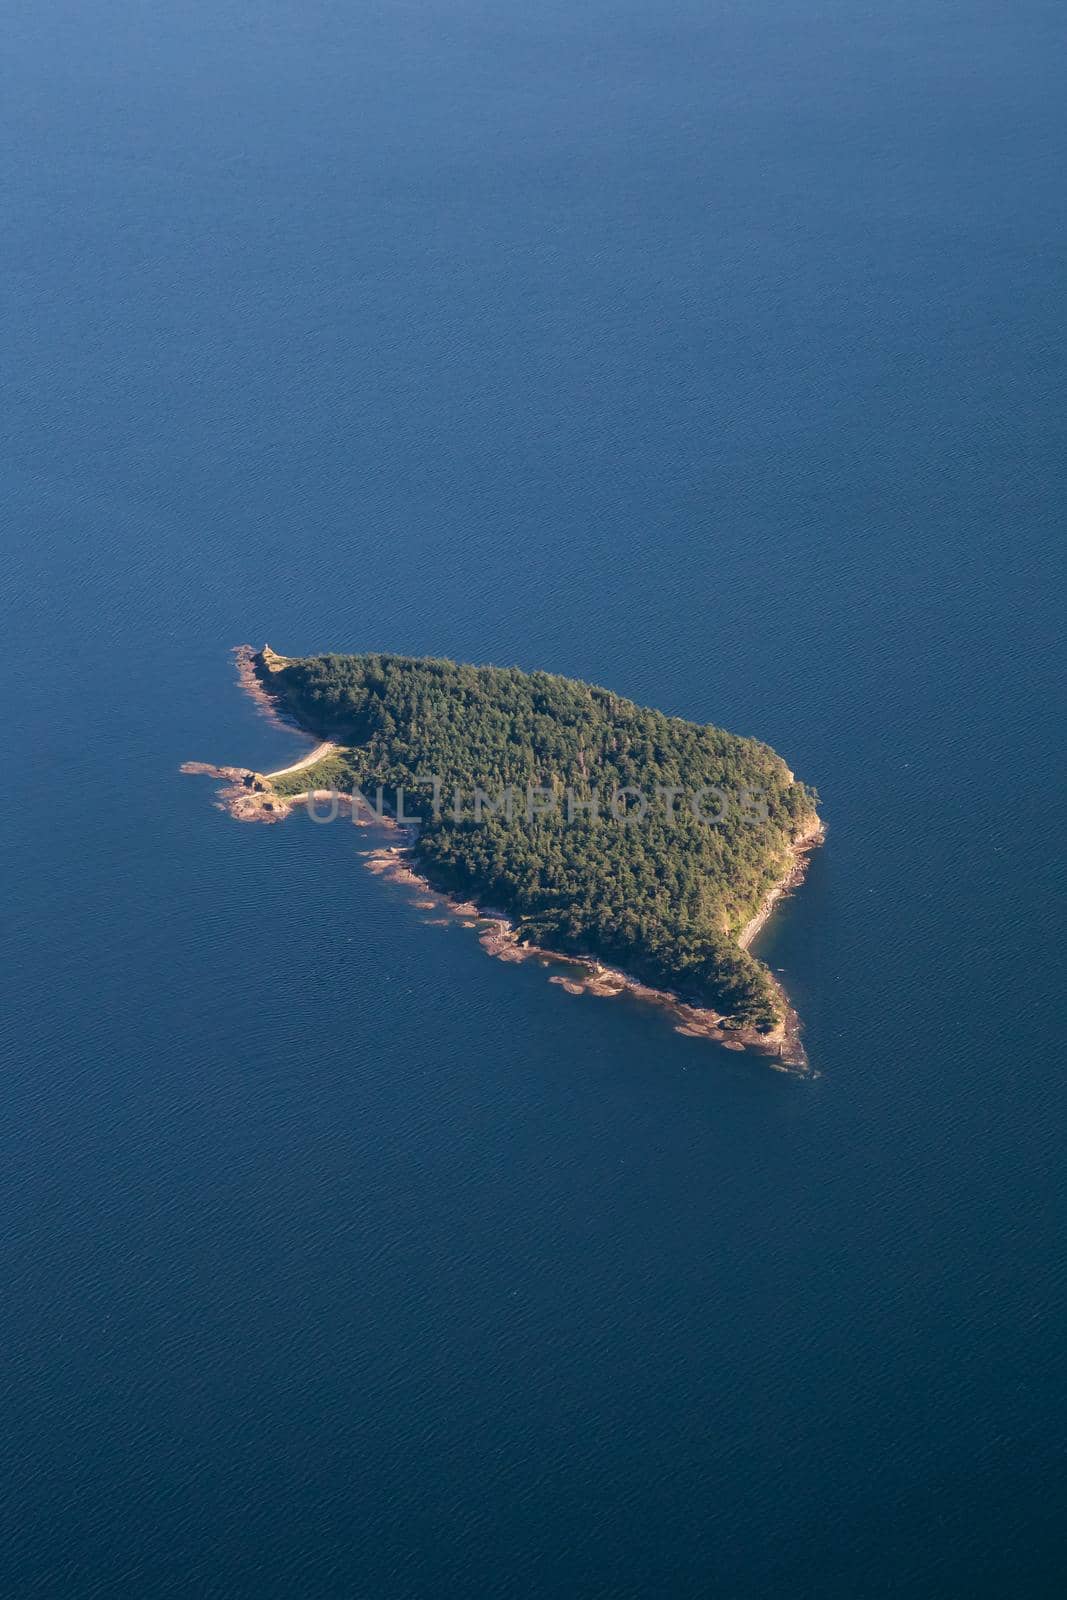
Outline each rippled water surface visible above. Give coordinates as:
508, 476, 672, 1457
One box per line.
3, 2, 1065, 1595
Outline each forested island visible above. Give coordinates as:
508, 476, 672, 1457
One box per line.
191, 647, 823, 1058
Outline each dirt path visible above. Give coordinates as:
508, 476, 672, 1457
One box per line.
264, 740, 336, 780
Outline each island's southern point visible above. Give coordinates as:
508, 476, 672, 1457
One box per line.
185, 646, 823, 1068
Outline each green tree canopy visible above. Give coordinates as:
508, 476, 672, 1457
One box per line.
262, 649, 819, 1031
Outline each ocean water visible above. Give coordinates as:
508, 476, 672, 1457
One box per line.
3, 1, 1065, 1595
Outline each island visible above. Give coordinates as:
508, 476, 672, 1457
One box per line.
185, 646, 823, 1068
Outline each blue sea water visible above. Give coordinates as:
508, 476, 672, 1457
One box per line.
2, 1, 1065, 1594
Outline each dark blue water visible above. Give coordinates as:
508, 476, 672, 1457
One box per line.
3, 2, 1065, 1594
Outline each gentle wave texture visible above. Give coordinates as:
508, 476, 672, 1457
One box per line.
2, 1, 1065, 1595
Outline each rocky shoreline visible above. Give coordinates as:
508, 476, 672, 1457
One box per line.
738, 818, 826, 951
354, 830, 810, 1071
